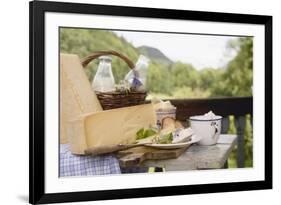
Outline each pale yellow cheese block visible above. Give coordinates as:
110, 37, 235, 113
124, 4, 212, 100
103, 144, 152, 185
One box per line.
68, 104, 156, 155
60, 54, 103, 144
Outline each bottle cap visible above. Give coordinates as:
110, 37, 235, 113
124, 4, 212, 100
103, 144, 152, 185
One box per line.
99, 55, 112, 62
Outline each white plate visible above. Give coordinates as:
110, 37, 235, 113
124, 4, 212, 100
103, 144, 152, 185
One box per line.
144, 135, 201, 149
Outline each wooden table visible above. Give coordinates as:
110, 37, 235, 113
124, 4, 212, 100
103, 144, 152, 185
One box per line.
139, 134, 237, 171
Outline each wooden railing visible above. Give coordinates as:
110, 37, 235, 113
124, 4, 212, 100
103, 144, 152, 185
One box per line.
168, 96, 253, 168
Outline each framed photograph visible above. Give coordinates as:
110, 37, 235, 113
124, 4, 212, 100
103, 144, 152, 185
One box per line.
29, 0, 272, 204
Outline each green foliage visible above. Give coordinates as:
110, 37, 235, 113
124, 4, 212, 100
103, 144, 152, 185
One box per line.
136, 127, 158, 140
211, 37, 253, 97
60, 28, 253, 99
173, 87, 210, 99
60, 28, 139, 83
171, 62, 200, 89
199, 68, 223, 90
146, 62, 173, 94
158, 133, 173, 144
227, 115, 253, 168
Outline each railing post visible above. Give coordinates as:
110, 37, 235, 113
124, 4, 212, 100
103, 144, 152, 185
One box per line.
235, 116, 246, 168
221, 117, 230, 134
221, 116, 230, 168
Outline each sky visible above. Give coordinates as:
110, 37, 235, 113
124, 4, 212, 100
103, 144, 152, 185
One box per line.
114, 30, 239, 70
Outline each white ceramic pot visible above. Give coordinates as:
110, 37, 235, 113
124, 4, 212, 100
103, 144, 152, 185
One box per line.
155, 108, 176, 128
189, 115, 222, 145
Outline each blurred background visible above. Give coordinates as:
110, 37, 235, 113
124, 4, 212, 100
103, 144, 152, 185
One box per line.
60, 28, 253, 168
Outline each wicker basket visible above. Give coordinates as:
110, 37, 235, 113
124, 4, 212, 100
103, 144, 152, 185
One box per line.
81, 50, 147, 110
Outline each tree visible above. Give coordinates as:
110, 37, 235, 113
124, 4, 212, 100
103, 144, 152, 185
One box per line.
199, 68, 222, 90
211, 37, 253, 97
146, 63, 173, 94
171, 62, 200, 90
60, 28, 140, 83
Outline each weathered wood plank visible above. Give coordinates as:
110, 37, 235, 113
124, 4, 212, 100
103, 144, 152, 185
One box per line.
168, 97, 252, 121
117, 146, 189, 167
146, 97, 252, 121
142, 134, 237, 171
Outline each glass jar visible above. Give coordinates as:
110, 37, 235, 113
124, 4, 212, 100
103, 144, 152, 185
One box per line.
92, 56, 115, 92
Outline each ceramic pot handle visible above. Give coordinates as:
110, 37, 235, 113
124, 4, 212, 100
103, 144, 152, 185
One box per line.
211, 122, 218, 139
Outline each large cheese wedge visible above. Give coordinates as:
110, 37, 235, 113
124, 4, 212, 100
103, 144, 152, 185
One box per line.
68, 104, 156, 154
60, 54, 103, 144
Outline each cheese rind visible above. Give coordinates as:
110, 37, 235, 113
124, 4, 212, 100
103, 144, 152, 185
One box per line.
60, 54, 103, 144
67, 118, 88, 154
69, 104, 156, 154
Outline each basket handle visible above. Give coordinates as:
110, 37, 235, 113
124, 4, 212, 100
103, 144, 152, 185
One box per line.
81, 50, 135, 69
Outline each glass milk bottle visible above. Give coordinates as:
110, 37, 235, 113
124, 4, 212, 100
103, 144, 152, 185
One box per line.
92, 56, 116, 92
124, 55, 149, 90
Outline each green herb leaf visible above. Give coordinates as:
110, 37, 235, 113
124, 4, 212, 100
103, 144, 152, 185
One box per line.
136, 128, 158, 140
158, 133, 173, 144
144, 129, 158, 138
136, 128, 145, 140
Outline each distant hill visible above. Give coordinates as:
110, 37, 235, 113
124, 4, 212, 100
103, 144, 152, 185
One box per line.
60, 28, 140, 82
138, 46, 173, 65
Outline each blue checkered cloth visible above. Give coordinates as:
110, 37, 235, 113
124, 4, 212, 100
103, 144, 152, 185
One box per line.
59, 144, 121, 177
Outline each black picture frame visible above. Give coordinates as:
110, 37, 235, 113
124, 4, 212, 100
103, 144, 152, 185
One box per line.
29, 0, 272, 204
